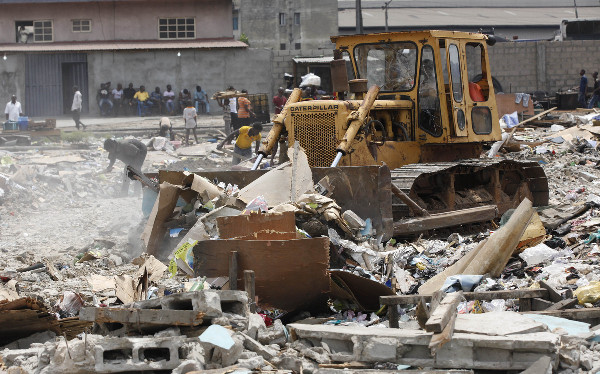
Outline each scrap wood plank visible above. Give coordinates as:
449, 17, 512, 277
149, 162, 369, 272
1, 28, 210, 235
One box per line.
545, 298, 578, 311
539, 280, 563, 302
425, 292, 463, 333
393, 205, 497, 235
428, 309, 457, 354
520, 307, 600, 322
79, 307, 205, 326
381, 288, 548, 305
193, 238, 330, 311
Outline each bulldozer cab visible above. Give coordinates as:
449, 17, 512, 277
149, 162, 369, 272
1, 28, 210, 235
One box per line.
333, 31, 501, 145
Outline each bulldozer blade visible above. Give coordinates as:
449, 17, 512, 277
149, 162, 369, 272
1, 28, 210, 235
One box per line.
312, 165, 394, 241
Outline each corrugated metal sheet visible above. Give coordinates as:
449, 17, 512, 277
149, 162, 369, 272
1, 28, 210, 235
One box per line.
0, 39, 247, 53
339, 6, 600, 28
25, 53, 88, 117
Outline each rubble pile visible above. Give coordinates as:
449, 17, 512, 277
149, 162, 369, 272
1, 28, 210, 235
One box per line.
5, 110, 600, 373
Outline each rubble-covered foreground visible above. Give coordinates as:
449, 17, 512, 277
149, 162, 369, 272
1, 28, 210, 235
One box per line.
4, 111, 600, 373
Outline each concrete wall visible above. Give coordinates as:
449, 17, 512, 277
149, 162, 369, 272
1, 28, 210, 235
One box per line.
236, 0, 336, 51
85, 48, 272, 116
0, 47, 272, 118
488, 40, 600, 94
0, 0, 232, 44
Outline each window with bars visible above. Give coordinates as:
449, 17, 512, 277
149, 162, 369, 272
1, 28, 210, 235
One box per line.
33, 20, 53, 42
158, 18, 195, 40
72, 19, 91, 33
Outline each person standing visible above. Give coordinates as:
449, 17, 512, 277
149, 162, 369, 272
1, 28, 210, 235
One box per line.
227, 86, 238, 130
71, 86, 86, 130
219, 98, 232, 135
589, 72, 600, 109
194, 85, 210, 114
183, 101, 199, 145
4, 95, 23, 122
273, 87, 287, 115
103, 138, 147, 195
579, 69, 588, 108
237, 90, 255, 129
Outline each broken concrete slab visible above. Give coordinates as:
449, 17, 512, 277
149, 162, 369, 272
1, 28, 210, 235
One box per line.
240, 332, 278, 360
288, 324, 559, 370
454, 312, 548, 336
193, 238, 330, 311
123, 290, 249, 318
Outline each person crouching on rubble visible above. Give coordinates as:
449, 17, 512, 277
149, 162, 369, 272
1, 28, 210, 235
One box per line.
217, 123, 263, 165
103, 138, 148, 196
158, 117, 174, 140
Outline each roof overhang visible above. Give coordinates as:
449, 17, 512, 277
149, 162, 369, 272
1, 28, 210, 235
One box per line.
0, 38, 247, 53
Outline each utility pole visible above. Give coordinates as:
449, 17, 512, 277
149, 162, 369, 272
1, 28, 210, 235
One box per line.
382, 0, 393, 32
574, 0, 579, 18
356, 0, 363, 34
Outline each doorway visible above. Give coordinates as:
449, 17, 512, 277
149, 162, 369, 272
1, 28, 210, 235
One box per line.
61, 62, 89, 114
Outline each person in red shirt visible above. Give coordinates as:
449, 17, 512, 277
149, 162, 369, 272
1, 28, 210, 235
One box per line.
273, 87, 287, 114
237, 89, 255, 128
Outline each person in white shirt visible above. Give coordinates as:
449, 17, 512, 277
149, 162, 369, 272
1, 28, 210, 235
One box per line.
71, 86, 86, 130
4, 95, 22, 122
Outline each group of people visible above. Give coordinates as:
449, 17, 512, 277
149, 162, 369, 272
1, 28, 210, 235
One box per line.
578, 69, 600, 108
95, 82, 210, 117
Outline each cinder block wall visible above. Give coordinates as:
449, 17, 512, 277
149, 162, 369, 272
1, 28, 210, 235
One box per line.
488, 40, 600, 94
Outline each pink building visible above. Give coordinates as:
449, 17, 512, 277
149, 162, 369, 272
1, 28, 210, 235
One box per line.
0, 0, 265, 117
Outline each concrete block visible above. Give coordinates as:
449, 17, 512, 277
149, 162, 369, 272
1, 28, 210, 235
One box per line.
80, 307, 205, 326
288, 324, 560, 370
246, 313, 266, 340
360, 337, 398, 361
257, 319, 287, 347
93, 336, 186, 372
241, 332, 278, 360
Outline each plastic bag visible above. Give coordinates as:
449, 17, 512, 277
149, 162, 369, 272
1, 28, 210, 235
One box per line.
56, 291, 84, 318
299, 73, 321, 87
574, 281, 600, 305
241, 195, 268, 215
519, 243, 558, 265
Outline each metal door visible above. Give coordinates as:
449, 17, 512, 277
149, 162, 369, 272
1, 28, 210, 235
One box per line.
25, 53, 88, 117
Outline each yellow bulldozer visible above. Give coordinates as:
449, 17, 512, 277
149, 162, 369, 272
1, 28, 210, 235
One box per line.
252, 30, 548, 237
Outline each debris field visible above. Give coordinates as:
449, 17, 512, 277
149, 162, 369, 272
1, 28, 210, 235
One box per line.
4, 110, 600, 373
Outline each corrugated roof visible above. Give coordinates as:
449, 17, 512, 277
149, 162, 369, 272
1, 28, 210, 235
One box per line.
339, 7, 600, 28
0, 38, 247, 53
339, 0, 600, 8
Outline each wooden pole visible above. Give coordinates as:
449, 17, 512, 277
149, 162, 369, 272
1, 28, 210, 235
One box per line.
229, 251, 238, 290
391, 184, 430, 217
489, 107, 557, 157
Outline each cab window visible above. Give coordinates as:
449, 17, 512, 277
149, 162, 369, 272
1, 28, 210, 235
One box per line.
418, 45, 442, 137
353, 42, 417, 92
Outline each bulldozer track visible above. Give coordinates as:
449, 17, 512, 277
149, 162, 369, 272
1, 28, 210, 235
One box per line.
390, 159, 549, 219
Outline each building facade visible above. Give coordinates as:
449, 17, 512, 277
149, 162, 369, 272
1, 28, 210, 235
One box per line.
0, 0, 274, 117
233, 0, 338, 93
